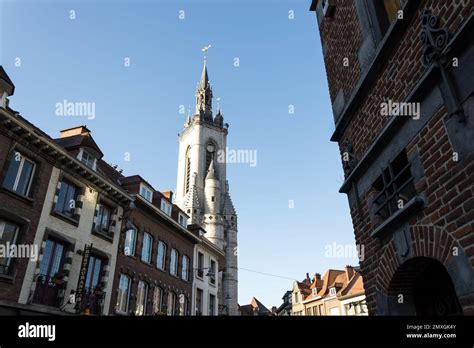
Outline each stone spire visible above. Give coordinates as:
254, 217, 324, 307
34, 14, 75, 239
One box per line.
195, 62, 213, 121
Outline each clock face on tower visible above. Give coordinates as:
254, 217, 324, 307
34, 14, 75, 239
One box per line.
207, 144, 215, 153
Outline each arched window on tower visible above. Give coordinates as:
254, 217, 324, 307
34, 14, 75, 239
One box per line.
185, 146, 191, 193
206, 141, 216, 173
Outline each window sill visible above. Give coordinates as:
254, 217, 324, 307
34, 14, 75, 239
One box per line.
370, 196, 425, 239
51, 211, 79, 227
1, 187, 35, 205
91, 229, 114, 242
140, 260, 153, 267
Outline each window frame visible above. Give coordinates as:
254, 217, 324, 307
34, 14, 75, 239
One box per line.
209, 258, 216, 285
95, 202, 113, 234
135, 280, 148, 316
0, 219, 19, 275
170, 249, 178, 276
197, 252, 204, 279
53, 178, 80, 219
160, 199, 172, 216
178, 213, 187, 227
181, 255, 189, 281
139, 183, 153, 202
2, 151, 36, 197
141, 232, 153, 264
80, 150, 96, 169
124, 228, 137, 256
156, 241, 167, 271
116, 273, 131, 314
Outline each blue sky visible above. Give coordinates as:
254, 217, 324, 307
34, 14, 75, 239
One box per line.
1, 0, 358, 307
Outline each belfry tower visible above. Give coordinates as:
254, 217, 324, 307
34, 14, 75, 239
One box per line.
175, 57, 238, 315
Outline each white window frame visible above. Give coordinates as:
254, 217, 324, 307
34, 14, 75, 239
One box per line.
329, 287, 336, 296
80, 149, 96, 170
156, 241, 166, 270
209, 258, 216, 286
141, 232, 153, 263
170, 249, 178, 276
5, 152, 36, 196
116, 273, 131, 314
124, 228, 137, 256
181, 255, 189, 281
160, 199, 172, 216
178, 213, 187, 227
139, 183, 153, 202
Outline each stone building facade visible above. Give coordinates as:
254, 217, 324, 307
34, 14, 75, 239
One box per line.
310, 0, 474, 315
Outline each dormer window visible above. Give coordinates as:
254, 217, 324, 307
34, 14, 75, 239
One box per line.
160, 199, 172, 216
80, 149, 96, 169
329, 287, 336, 296
312, 288, 318, 296
178, 213, 187, 227
139, 183, 153, 202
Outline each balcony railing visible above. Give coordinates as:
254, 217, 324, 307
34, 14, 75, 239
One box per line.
32, 274, 66, 308
79, 287, 104, 315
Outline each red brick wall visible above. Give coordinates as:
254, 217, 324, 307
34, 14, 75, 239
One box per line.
0, 130, 53, 302
317, 0, 473, 315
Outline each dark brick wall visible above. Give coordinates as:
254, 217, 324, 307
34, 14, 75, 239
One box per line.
0, 129, 53, 302
109, 205, 195, 315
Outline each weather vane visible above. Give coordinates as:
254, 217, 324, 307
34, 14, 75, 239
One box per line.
202, 44, 211, 62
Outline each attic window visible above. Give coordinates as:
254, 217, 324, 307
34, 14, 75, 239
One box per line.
81, 150, 95, 169
178, 213, 187, 227
160, 199, 172, 216
312, 288, 318, 295
329, 288, 336, 296
139, 183, 153, 202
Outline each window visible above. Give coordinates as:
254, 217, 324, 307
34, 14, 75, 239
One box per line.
167, 292, 176, 316
209, 294, 216, 316
180, 296, 189, 316
178, 213, 187, 227
141, 233, 153, 263
124, 229, 137, 256
3, 151, 35, 197
33, 239, 66, 307
170, 249, 178, 276
135, 281, 148, 316
209, 259, 216, 285
85, 255, 103, 291
312, 288, 318, 295
156, 241, 166, 270
116, 274, 131, 314
160, 199, 172, 216
319, 304, 326, 315
80, 150, 95, 169
196, 288, 203, 315
197, 252, 204, 278
371, 150, 416, 221
0, 220, 19, 275
152, 287, 164, 314
185, 146, 191, 193
329, 287, 336, 296
367, 0, 401, 42
181, 255, 189, 281
139, 183, 153, 202
95, 203, 112, 234
54, 179, 79, 218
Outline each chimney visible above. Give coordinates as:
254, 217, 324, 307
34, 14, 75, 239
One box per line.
162, 191, 174, 203
59, 125, 91, 138
345, 265, 354, 280
0, 66, 15, 108
305, 273, 311, 284
314, 273, 321, 281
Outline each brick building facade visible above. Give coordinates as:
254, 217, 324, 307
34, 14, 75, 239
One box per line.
108, 175, 199, 316
311, 0, 473, 315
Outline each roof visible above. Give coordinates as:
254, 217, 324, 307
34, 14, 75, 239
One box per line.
0, 66, 15, 95
199, 62, 210, 90
54, 133, 104, 158
239, 297, 273, 316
